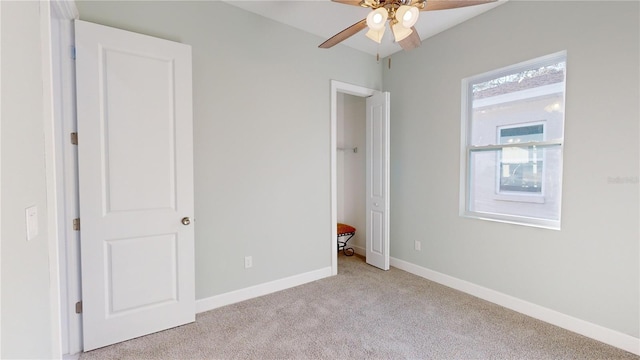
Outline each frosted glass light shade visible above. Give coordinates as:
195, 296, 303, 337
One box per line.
365, 27, 386, 43
366, 8, 388, 30
392, 22, 413, 42
395, 5, 419, 28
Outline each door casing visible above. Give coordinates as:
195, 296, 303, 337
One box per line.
50, 0, 80, 356
51, 1, 81, 355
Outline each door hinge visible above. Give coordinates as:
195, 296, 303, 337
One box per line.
75, 301, 83, 314
73, 218, 80, 231
71, 45, 76, 60
70, 132, 78, 145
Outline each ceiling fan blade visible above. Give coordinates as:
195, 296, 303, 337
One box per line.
398, 27, 421, 50
420, 0, 496, 11
331, 0, 364, 6
319, 19, 368, 49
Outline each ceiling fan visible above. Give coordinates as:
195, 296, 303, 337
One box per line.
319, 0, 496, 51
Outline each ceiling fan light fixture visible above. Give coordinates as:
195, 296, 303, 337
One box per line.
320, 0, 496, 51
366, 8, 388, 30
395, 5, 419, 28
391, 21, 413, 42
365, 27, 386, 43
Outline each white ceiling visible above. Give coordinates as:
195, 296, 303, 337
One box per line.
223, 0, 507, 58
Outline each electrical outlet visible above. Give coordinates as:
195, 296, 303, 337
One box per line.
414, 240, 421, 251
244, 256, 253, 269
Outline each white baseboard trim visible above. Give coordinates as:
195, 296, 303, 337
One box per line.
390, 257, 640, 356
196, 266, 333, 314
63, 353, 80, 360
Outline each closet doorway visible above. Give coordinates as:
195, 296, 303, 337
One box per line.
330, 80, 390, 275
336, 93, 366, 259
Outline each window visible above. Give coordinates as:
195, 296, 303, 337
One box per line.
460, 52, 566, 229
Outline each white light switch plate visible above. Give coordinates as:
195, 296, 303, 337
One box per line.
26, 206, 38, 241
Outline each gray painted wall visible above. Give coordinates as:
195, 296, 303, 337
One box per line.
75, 1, 383, 299
1, 1, 55, 357
383, 1, 639, 337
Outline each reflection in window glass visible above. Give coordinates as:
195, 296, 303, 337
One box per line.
499, 124, 544, 193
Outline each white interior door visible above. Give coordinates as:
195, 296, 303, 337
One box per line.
75, 20, 195, 351
365, 91, 390, 270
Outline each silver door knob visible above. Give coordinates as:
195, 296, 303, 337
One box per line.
374, 202, 379, 207
181, 217, 191, 226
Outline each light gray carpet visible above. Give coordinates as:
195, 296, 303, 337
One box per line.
81, 255, 638, 359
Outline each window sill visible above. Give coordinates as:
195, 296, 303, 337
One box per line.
461, 211, 560, 230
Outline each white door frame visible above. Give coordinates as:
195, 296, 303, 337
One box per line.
330, 80, 376, 275
1, 2, 3, 356
50, 0, 81, 356
42, 0, 68, 357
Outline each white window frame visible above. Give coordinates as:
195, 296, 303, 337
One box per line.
459, 51, 566, 230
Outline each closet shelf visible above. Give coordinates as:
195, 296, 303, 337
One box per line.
337, 146, 358, 153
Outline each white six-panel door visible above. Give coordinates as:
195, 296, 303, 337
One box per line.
75, 20, 195, 351
366, 91, 390, 270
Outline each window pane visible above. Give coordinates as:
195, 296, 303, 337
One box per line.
469, 61, 565, 147
468, 147, 562, 222
499, 156, 543, 193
